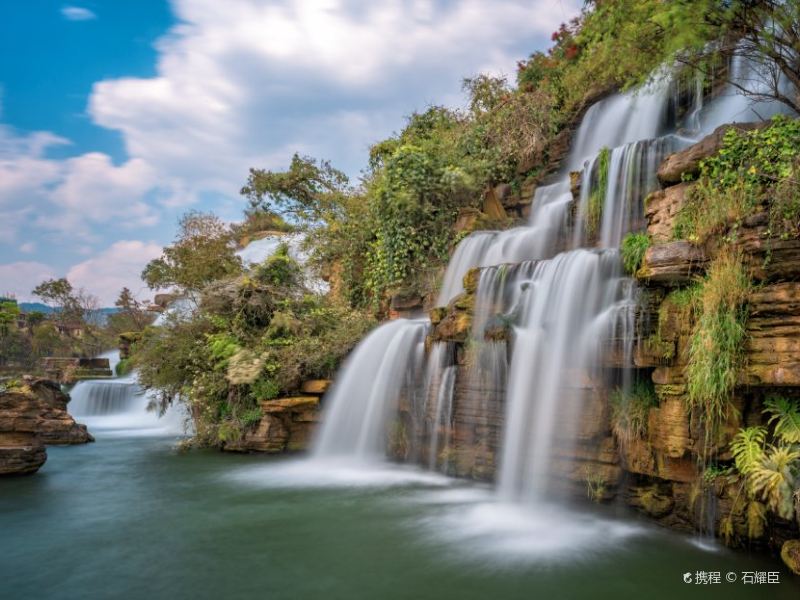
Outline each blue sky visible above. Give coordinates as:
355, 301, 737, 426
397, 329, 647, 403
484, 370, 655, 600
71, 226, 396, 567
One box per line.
0, 0, 579, 304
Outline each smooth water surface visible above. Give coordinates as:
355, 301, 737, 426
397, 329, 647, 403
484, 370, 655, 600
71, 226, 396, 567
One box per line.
1, 431, 798, 600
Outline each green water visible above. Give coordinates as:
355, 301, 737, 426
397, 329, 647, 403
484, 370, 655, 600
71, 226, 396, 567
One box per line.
1, 432, 798, 600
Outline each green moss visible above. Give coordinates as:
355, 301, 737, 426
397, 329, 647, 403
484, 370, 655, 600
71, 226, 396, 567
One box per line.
586, 146, 609, 236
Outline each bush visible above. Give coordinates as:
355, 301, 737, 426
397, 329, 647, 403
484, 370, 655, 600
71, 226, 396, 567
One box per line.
675, 117, 800, 243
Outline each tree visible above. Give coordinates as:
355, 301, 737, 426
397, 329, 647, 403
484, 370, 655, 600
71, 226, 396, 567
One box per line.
0, 300, 20, 337
142, 211, 242, 294
31, 278, 99, 326
112, 287, 151, 332
675, 0, 800, 114
241, 153, 350, 224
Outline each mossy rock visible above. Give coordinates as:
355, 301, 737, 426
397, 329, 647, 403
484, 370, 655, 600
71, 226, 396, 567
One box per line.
429, 306, 447, 325
462, 267, 481, 295
781, 540, 800, 576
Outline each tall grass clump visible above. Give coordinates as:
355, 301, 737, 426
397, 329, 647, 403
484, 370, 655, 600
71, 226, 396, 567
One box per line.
686, 250, 750, 440
620, 232, 650, 275
610, 378, 658, 447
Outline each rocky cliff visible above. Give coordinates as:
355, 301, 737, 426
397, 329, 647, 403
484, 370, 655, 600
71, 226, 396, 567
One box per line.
0, 378, 93, 475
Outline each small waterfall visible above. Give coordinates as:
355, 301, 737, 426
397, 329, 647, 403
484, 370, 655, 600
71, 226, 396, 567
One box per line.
69, 351, 186, 434
312, 319, 428, 460
427, 363, 456, 471
69, 379, 141, 416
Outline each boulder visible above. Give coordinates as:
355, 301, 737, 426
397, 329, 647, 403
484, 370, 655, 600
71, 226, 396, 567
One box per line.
781, 540, 800, 576
0, 379, 93, 446
0, 432, 47, 476
639, 241, 708, 284
657, 122, 768, 186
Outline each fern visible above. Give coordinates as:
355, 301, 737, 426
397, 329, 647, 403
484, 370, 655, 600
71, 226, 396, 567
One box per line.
749, 444, 800, 520
730, 426, 767, 475
764, 396, 800, 444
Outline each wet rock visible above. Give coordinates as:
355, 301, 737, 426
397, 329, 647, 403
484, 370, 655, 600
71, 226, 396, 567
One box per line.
224, 396, 320, 454
648, 397, 692, 458
0, 433, 47, 476
639, 241, 708, 284
453, 208, 482, 234
781, 540, 800, 576
0, 379, 93, 446
644, 183, 692, 243
483, 185, 511, 220
389, 291, 423, 319
300, 380, 331, 395
740, 283, 800, 387
657, 122, 768, 186
628, 484, 675, 518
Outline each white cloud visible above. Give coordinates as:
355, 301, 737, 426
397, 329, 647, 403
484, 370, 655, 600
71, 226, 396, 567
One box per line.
18, 242, 35, 254
61, 6, 97, 21
91, 0, 582, 187
66, 240, 163, 305
0, 125, 169, 242
0, 262, 57, 301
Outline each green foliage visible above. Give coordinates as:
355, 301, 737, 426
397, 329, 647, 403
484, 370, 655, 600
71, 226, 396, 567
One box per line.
764, 396, 800, 444
620, 233, 650, 275
517, 0, 722, 115
142, 211, 242, 293
686, 252, 750, 440
749, 444, 800, 520
254, 244, 301, 287
586, 147, 609, 236
115, 358, 133, 377
769, 159, 800, 240
241, 153, 349, 223
0, 301, 20, 336
609, 378, 658, 446
675, 117, 800, 243
731, 426, 767, 475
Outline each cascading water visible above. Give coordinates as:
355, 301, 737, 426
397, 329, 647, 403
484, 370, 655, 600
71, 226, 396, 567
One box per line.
69, 351, 186, 434
311, 55, 797, 508
312, 318, 427, 460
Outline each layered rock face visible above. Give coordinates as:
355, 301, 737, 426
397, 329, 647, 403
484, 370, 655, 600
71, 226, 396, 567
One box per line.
0, 379, 93, 475
419, 122, 800, 555
223, 381, 328, 453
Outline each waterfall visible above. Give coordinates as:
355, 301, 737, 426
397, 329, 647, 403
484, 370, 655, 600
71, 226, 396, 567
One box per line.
310, 53, 797, 506
312, 319, 428, 460
69, 351, 186, 434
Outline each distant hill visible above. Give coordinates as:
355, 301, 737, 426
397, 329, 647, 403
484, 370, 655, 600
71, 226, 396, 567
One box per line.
19, 303, 119, 315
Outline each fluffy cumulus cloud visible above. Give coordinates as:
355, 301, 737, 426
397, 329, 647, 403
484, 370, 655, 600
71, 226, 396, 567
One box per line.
0, 126, 171, 241
61, 6, 97, 21
90, 0, 581, 186
66, 240, 163, 305
2, 0, 581, 303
